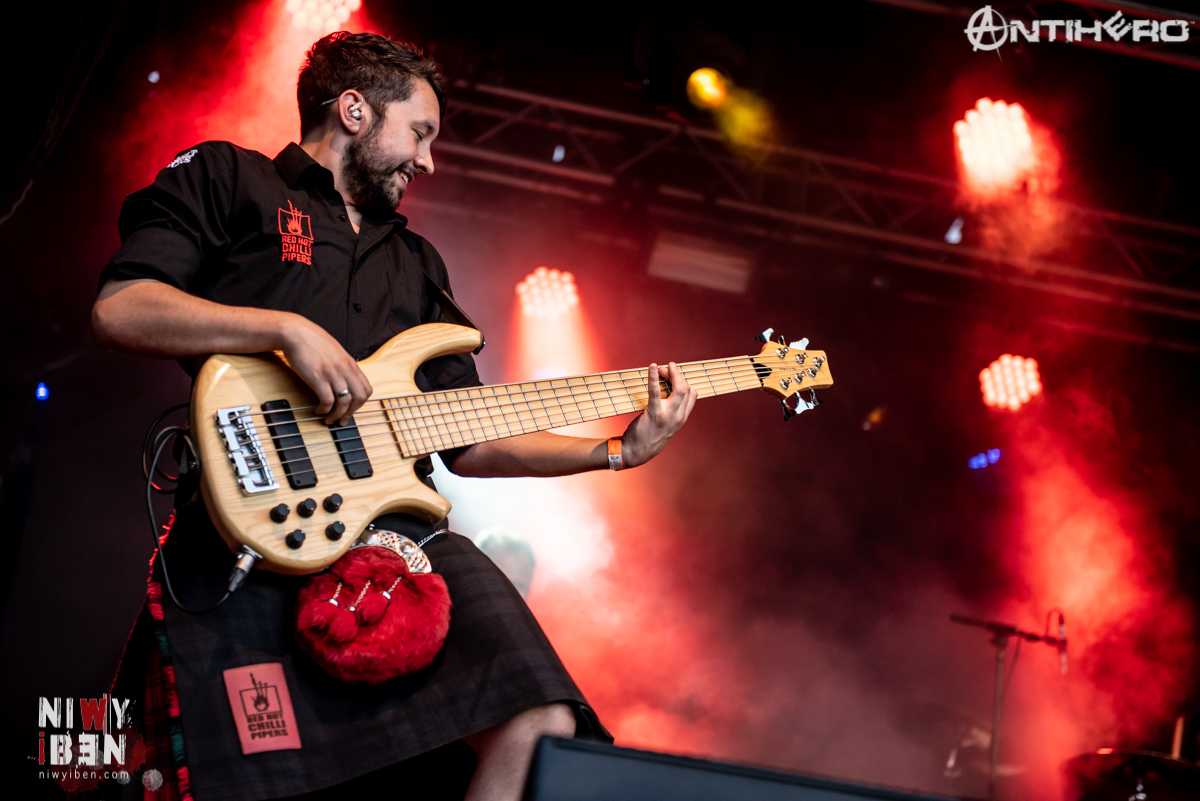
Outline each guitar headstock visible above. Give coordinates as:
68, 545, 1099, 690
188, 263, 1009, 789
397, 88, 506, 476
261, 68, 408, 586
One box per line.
749, 327, 833, 420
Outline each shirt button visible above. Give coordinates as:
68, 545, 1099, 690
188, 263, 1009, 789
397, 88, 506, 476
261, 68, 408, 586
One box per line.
338, 214, 347, 222
353, 303, 362, 312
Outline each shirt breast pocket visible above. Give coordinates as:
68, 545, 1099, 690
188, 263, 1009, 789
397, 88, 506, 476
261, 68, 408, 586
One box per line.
385, 258, 433, 336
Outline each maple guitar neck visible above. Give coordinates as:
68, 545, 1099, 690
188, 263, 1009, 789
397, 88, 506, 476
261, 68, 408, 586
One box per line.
376, 357, 764, 458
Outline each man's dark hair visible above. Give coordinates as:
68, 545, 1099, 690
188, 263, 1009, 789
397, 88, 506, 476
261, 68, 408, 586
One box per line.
298, 32, 446, 139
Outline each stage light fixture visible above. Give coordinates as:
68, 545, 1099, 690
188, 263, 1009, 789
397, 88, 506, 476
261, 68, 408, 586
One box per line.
979, 354, 1042, 412
516, 266, 579, 321
954, 98, 1034, 191
686, 67, 729, 110
287, 0, 360, 34
35, 381, 49, 402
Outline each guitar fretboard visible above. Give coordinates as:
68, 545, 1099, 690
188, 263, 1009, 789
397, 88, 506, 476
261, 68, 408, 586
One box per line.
376, 357, 763, 457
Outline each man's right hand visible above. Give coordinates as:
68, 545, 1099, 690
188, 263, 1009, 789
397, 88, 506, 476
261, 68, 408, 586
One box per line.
278, 318, 373, 425
93, 279, 372, 425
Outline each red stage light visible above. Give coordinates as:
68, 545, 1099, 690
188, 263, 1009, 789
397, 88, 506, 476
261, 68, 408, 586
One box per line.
287, 0, 358, 33
979, 354, 1042, 411
954, 98, 1035, 191
515, 266, 579, 321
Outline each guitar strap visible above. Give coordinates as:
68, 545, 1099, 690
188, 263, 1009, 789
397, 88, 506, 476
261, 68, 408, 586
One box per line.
420, 271, 486, 354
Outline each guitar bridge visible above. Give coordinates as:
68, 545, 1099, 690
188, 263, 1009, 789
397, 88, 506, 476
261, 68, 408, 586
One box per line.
215, 405, 280, 495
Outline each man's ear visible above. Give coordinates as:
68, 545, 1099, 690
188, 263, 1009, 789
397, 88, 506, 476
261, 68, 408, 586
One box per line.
336, 90, 368, 133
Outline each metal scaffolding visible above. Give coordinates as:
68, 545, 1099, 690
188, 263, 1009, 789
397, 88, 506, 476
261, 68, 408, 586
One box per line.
432, 82, 1200, 332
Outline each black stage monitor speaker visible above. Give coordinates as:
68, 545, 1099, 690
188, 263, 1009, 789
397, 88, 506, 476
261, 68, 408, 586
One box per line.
523, 738, 972, 801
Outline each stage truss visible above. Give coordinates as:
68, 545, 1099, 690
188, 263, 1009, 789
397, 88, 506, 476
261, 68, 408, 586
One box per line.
430, 82, 1200, 347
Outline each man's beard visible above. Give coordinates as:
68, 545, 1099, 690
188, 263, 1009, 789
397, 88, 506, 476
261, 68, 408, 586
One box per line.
342, 120, 405, 215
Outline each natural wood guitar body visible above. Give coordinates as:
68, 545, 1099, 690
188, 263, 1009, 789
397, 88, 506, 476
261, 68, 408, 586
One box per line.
190, 323, 831, 575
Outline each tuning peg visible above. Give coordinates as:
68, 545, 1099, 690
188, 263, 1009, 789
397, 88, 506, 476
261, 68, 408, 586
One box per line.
754, 327, 775, 343
806, 388, 821, 407
781, 397, 797, 422
789, 337, 809, 350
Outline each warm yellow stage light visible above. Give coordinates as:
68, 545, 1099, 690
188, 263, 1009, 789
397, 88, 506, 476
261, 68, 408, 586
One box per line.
686, 67, 729, 110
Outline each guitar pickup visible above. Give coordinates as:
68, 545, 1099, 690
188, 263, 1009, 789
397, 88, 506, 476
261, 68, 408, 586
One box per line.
330, 417, 373, 480
262, 400, 318, 490
215, 406, 280, 495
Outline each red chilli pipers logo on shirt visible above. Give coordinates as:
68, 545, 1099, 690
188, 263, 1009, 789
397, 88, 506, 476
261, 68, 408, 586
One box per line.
278, 200, 313, 265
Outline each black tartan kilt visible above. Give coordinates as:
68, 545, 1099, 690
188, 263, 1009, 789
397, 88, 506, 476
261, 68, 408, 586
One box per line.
112, 497, 608, 801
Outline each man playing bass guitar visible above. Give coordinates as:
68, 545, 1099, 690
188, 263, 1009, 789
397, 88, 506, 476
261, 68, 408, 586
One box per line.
92, 32, 695, 801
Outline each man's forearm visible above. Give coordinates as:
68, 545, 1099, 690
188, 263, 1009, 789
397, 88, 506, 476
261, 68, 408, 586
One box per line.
92, 278, 374, 424
91, 278, 294, 359
449, 431, 611, 478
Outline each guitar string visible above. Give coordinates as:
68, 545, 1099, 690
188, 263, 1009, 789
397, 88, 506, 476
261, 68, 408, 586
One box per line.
261, 373, 811, 475
252, 368, 787, 469
237, 364, 758, 428
230, 355, 818, 421
234, 356, 782, 416
255, 367, 820, 470
245, 361, 768, 452
255, 372, 818, 481
248, 361, 809, 456
239, 371, 769, 480
263, 376, 760, 473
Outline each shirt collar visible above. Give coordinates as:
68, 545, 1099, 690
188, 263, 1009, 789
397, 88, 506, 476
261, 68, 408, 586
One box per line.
274, 143, 408, 227
274, 142, 331, 189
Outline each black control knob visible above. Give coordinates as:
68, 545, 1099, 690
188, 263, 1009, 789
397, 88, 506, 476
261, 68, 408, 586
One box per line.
323, 493, 343, 513
270, 504, 290, 523
297, 498, 317, 518
285, 529, 306, 549
325, 521, 346, 541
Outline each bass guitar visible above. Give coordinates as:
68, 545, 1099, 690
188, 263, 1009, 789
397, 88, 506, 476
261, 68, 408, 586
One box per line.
191, 323, 832, 574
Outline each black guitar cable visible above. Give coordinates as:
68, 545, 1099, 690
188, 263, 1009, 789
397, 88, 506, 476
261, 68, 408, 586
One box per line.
141, 402, 190, 491
143, 411, 235, 615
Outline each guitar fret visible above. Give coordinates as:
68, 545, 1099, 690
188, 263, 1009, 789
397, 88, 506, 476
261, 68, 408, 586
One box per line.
505, 384, 530, 434
462, 394, 487, 442
545, 379, 571, 427
526, 383, 552, 430
412, 394, 444, 454
394, 397, 415, 454
446, 396, 470, 447
701, 362, 721, 397
382, 399, 411, 458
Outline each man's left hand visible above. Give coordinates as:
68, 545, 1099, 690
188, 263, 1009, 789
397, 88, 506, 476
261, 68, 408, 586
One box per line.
621, 362, 697, 468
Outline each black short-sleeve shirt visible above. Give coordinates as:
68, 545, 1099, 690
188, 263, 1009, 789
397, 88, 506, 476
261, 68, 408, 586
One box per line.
100, 141, 479, 395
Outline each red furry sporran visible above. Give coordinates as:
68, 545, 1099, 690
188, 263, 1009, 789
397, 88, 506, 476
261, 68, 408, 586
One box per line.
295, 528, 451, 684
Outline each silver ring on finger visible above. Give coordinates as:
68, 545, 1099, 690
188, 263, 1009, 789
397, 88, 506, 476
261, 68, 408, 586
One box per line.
336, 389, 351, 398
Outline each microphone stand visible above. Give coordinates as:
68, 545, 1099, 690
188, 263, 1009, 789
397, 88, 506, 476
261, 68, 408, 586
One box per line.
950, 614, 1065, 801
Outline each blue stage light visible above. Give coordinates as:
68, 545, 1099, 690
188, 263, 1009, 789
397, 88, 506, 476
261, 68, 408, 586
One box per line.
968, 449, 1003, 469
35, 382, 49, 401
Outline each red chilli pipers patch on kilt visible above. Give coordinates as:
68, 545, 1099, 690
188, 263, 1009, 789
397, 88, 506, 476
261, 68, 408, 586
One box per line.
222, 663, 302, 755
278, 200, 313, 265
